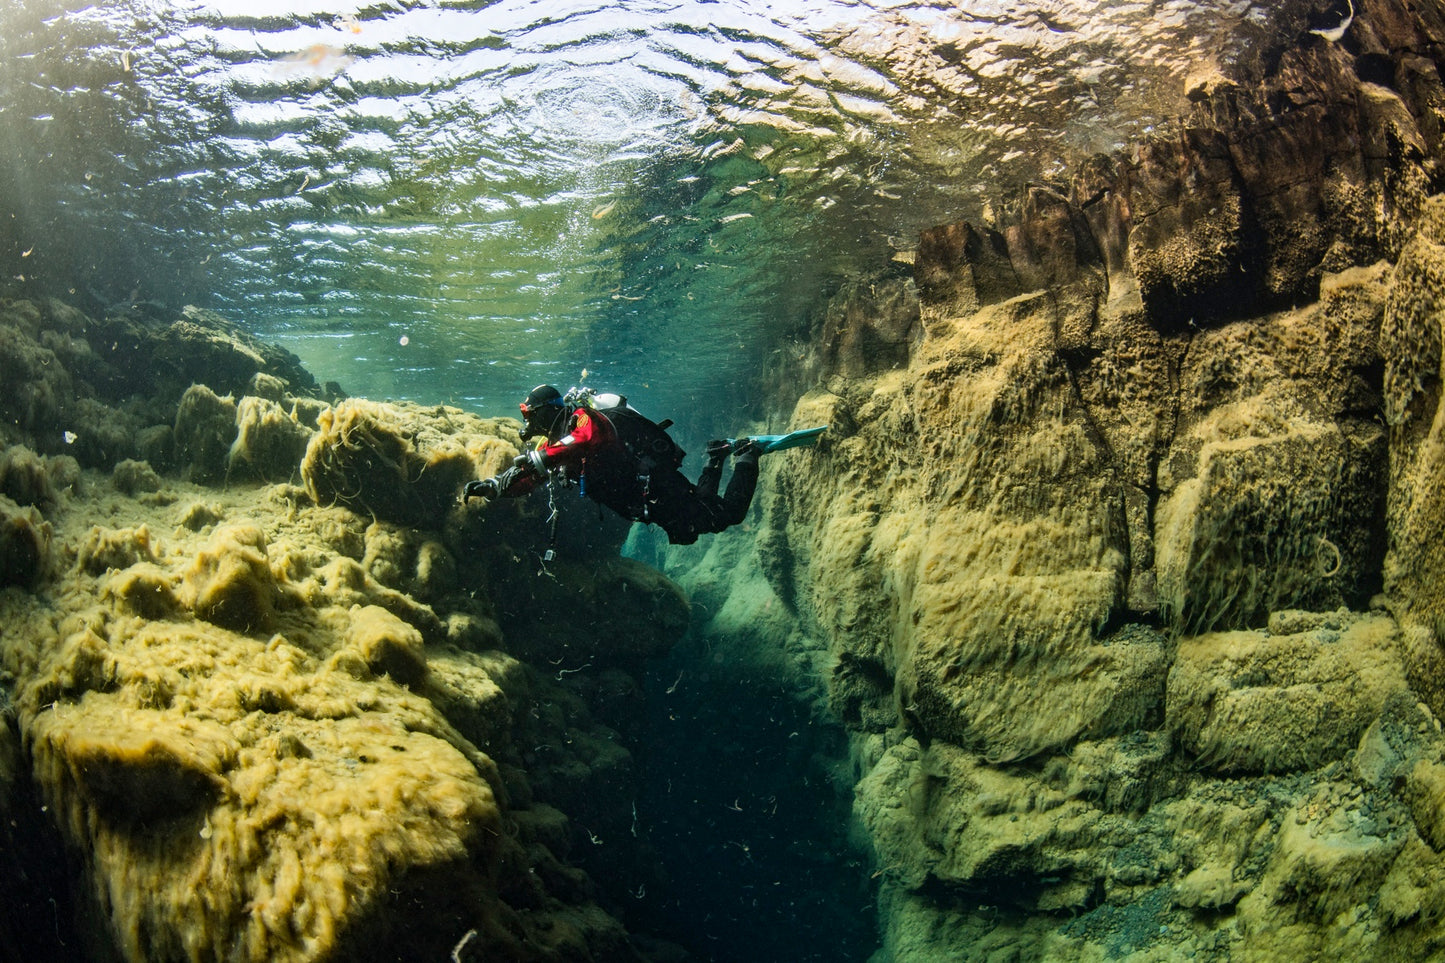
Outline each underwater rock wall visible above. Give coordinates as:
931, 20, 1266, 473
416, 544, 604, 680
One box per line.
699, 2, 1445, 958
761, 218, 1445, 960
0, 299, 691, 962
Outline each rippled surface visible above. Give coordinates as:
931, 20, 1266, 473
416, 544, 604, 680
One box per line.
1, 0, 1284, 423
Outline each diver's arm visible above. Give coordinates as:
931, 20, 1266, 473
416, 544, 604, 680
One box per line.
463, 463, 539, 501
530, 408, 606, 472
464, 409, 610, 502
467, 429, 579, 501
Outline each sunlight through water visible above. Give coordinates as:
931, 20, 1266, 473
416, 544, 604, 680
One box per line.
2, 0, 1286, 424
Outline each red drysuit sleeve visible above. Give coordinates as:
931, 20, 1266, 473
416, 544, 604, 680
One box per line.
497, 407, 617, 496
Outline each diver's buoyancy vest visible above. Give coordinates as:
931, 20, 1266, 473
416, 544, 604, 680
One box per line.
587, 392, 686, 476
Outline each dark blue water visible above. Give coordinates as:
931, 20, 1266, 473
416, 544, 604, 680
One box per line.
631, 641, 872, 961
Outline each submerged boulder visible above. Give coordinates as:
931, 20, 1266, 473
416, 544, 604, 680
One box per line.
0, 443, 80, 509
340, 603, 429, 688
0, 496, 51, 589
110, 459, 163, 497
302, 399, 514, 530
174, 385, 238, 485
21, 626, 502, 963
227, 396, 313, 483
182, 524, 278, 634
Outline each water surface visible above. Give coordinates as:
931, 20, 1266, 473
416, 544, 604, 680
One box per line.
1, 0, 1287, 425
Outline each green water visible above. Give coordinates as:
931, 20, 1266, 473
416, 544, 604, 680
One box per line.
0, 0, 1282, 426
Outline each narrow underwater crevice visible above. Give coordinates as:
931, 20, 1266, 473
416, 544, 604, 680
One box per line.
623, 635, 878, 963
0, 703, 88, 963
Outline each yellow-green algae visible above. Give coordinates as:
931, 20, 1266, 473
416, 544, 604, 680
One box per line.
0, 346, 687, 962
659, 198, 1445, 960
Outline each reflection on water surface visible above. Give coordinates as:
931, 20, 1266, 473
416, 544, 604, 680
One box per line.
2, 0, 1287, 419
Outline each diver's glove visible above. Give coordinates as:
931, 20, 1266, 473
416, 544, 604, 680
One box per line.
464, 462, 538, 503
497, 465, 527, 490
463, 478, 499, 501
516, 449, 551, 474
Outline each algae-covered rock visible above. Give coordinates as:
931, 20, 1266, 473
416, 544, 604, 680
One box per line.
0, 496, 51, 588
0, 299, 321, 471
181, 524, 277, 633
357, 521, 459, 602
1406, 759, 1445, 851
1, 445, 51, 507
425, 647, 519, 751
736, 26, 1445, 948
0, 443, 80, 509
1382, 195, 1445, 716
413, 538, 458, 600
76, 524, 155, 576
1127, 127, 1254, 327
174, 384, 238, 485
0, 296, 689, 963
40, 701, 233, 827
1174, 863, 1251, 911
302, 399, 515, 529
0, 453, 651, 963
110, 458, 162, 496
1167, 613, 1410, 773
772, 290, 1151, 762
342, 603, 428, 687
227, 396, 313, 483
19, 618, 501, 963
157, 305, 320, 399
105, 563, 181, 619
1155, 409, 1381, 635
1150, 262, 1389, 634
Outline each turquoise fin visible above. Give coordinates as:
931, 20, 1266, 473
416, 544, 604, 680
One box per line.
734, 426, 827, 454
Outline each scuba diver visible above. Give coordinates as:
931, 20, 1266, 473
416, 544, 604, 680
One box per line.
463, 384, 766, 546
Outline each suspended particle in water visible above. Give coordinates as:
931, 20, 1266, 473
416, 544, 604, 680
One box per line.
580, 367, 589, 380
63, 431, 78, 444
399, 335, 410, 346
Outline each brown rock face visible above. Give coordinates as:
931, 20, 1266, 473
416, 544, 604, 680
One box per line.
913, 0, 1445, 336
730, 2, 1445, 958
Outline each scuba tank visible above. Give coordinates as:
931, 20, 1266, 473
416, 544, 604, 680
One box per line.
563, 387, 686, 473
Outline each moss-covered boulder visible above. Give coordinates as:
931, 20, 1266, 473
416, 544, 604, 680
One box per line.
302, 399, 518, 529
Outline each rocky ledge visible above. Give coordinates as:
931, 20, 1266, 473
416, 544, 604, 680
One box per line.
1, 299, 690, 962
660, 0, 1445, 957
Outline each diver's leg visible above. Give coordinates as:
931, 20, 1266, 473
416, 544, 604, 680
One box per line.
718, 452, 759, 527
696, 441, 730, 497
696, 462, 723, 498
